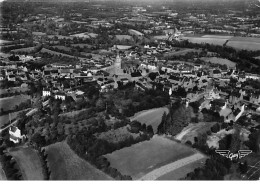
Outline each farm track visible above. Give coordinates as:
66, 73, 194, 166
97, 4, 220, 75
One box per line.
139, 153, 205, 180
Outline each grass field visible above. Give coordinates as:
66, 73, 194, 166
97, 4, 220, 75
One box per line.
201, 35, 233, 39
41, 48, 76, 58
45, 141, 112, 180
59, 109, 87, 118
182, 36, 227, 46
9, 147, 44, 180
71, 43, 92, 48
11, 47, 35, 53
226, 41, 260, 51
104, 135, 199, 179
228, 37, 260, 43
0, 108, 30, 128
0, 94, 31, 111
0, 87, 29, 95
130, 107, 169, 133
200, 57, 236, 68
0, 163, 7, 180
164, 48, 201, 57
175, 122, 217, 144
52, 45, 71, 52
0, 39, 13, 45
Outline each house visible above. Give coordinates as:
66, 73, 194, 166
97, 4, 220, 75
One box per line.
212, 69, 222, 78
205, 88, 221, 100
19, 74, 28, 81
42, 89, 51, 97
9, 126, 25, 144
7, 74, 16, 82
59, 68, 72, 77
54, 92, 66, 100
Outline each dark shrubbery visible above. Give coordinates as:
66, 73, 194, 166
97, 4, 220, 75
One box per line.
0, 149, 22, 180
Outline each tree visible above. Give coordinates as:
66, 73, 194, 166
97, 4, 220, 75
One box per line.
146, 125, 154, 135
96, 98, 106, 111
239, 161, 248, 174
31, 132, 46, 147
211, 123, 220, 133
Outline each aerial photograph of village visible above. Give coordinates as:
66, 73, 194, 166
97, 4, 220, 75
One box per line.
0, 0, 259, 181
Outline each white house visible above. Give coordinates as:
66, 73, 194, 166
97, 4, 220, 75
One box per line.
54, 92, 66, 100
7, 74, 16, 82
205, 88, 221, 100
9, 126, 25, 144
42, 89, 51, 97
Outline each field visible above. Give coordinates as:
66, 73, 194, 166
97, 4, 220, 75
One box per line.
115, 35, 133, 41
130, 107, 169, 133
52, 45, 71, 52
0, 94, 31, 111
226, 41, 260, 51
45, 141, 112, 180
9, 147, 44, 180
71, 43, 92, 48
164, 48, 201, 57
0, 87, 29, 95
201, 35, 233, 39
228, 37, 260, 43
11, 47, 35, 53
0, 163, 7, 180
70, 32, 98, 39
59, 109, 87, 118
40, 48, 76, 58
200, 57, 236, 68
182, 36, 228, 46
104, 135, 204, 180
175, 122, 217, 144
0, 39, 13, 45
0, 108, 30, 128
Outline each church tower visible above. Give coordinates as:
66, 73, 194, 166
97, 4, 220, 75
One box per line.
114, 52, 122, 75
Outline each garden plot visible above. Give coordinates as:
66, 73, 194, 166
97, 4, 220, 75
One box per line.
104, 135, 204, 180
45, 141, 112, 180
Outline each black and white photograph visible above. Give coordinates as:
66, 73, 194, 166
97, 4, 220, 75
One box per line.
0, 0, 260, 182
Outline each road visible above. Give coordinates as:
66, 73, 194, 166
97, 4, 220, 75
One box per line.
139, 153, 205, 180
242, 160, 260, 180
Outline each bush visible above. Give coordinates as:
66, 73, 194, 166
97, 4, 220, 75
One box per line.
211, 123, 220, 133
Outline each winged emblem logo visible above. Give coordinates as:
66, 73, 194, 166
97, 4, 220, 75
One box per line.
215, 150, 252, 160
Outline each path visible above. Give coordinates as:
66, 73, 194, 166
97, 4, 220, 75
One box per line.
139, 153, 205, 180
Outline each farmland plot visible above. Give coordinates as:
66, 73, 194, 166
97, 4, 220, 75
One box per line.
0, 108, 30, 128
11, 47, 35, 53
45, 141, 112, 180
182, 37, 227, 46
52, 45, 71, 52
0, 94, 31, 111
104, 135, 204, 180
226, 41, 260, 51
9, 147, 44, 180
200, 57, 236, 68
